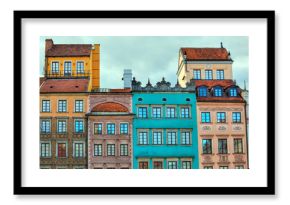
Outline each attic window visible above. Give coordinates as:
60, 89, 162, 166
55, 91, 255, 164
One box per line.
162, 98, 167, 102
75, 85, 79, 88
50, 86, 53, 88
138, 98, 143, 102
186, 98, 190, 102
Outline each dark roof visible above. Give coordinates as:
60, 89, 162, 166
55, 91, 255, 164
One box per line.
40, 77, 46, 86
91, 102, 129, 112
46, 44, 92, 57
181, 48, 231, 61
40, 79, 89, 93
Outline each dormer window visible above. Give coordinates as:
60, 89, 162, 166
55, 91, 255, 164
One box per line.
214, 86, 223, 97
229, 88, 238, 97
198, 86, 208, 97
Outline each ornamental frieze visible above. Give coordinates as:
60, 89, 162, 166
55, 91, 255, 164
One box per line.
199, 107, 243, 111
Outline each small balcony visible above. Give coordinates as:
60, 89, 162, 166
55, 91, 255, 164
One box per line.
44, 71, 91, 79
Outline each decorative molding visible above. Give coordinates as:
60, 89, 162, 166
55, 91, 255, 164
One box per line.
199, 107, 243, 111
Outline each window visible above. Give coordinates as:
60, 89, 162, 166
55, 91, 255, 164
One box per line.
202, 139, 212, 154
205, 70, 213, 80
217, 112, 226, 123
219, 166, 228, 169
166, 107, 176, 118
120, 144, 128, 156
58, 100, 67, 112
193, 69, 201, 79
204, 166, 213, 169
153, 161, 163, 169
57, 143, 67, 157
229, 88, 238, 96
40, 143, 50, 157
138, 98, 143, 102
168, 161, 178, 169
76, 61, 84, 74
182, 161, 191, 169
75, 100, 83, 112
216, 70, 224, 80
94, 123, 102, 134
74, 143, 84, 157
234, 139, 243, 154
181, 132, 190, 145
218, 139, 228, 154
235, 165, 244, 169
138, 107, 147, 118
139, 162, 148, 169
181, 107, 190, 118
198, 87, 207, 97
42, 100, 50, 112
94, 144, 102, 156
40, 120, 50, 133
107, 123, 115, 135
232, 112, 241, 123
51, 62, 59, 73
201, 112, 211, 123
57, 120, 67, 133
64, 61, 72, 75
214, 87, 223, 97
167, 132, 177, 145
120, 123, 129, 134
139, 132, 148, 145
152, 107, 162, 118
74, 120, 84, 133
153, 132, 162, 145
107, 144, 115, 156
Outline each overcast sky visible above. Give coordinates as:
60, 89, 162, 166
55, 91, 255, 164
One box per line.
40, 36, 248, 89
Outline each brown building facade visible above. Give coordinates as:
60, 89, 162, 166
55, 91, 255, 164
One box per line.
40, 79, 89, 169
87, 89, 134, 169
195, 80, 248, 169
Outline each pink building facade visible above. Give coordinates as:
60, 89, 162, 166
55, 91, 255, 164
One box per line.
87, 89, 134, 169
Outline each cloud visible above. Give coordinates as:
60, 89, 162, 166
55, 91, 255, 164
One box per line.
39, 36, 248, 88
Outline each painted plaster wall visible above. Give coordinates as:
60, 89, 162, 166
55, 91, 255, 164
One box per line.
132, 92, 199, 169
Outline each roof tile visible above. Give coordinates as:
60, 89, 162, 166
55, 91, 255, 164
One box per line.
40, 79, 89, 93
181, 48, 231, 61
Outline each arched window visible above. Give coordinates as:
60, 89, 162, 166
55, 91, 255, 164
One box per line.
198, 86, 208, 97
214, 86, 223, 97
229, 88, 238, 97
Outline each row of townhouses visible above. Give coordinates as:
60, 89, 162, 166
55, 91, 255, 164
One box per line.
40, 39, 249, 169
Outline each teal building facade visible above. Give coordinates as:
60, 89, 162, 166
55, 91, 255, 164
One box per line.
131, 78, 199, 169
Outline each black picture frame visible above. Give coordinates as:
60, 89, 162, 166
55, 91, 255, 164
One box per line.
14, 10, 275, 195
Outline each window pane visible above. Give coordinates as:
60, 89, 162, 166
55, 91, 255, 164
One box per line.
40, 143, 50, 157
198, 87, 207, 97
139, 132, 148, 145
216, 70, 224, 80
152, 107, 161, 118
217, 112, 226, 123
181, 107, 190, 118
166, 107, 175, 118
41, 120, 51, 133
234, 139, 243, 153
153, 132, 162, 145
107, 123, 115, 135
107, 144, 115, 156
202, 139, 212, 154
153, 161, 163, 169
167, 132, 177, 145
42, 100, 50, 112
120, 144, 128, 156
214, 87, 223, 97
201, 112, 211, 123
76, 62, 84, 73
120, 123, 128, 134
181, 132, 190, 145
75, 100, 83, 112
193, 70, 201, 79
232, 112, 241, 123
74, 143, 84, 157
75, 120, 84, 133
94, 144, 102, 156
58, 100, 67, 112
138, 107, 147, 118
57, 120, 67, 133
94, 123, 102, 134
168, 161, 178, 169
139, 162, 148, 169
182, 161, 191, 169
218, 139, 228, 154
205, 70, 213, 80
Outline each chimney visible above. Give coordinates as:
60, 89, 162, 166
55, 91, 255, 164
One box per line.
123, 69, 132, 88
45, 39, 54, 54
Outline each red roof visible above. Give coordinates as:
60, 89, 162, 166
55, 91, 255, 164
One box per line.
181, 48, 231, 61
91, 102, 129, 112
46, 44, 92, 57
40, 79, 89, 93
194, 80, 235, 89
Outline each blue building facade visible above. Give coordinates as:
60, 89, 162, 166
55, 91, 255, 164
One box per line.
131, 78, 199, 169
